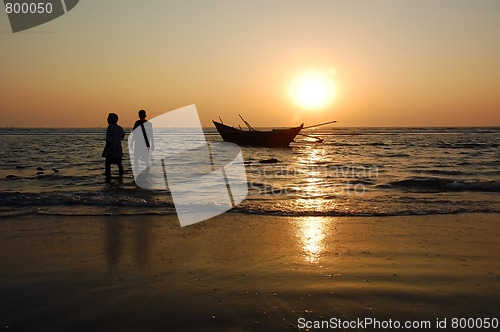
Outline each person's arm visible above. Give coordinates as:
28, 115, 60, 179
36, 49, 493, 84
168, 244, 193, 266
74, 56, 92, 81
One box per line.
129, 131, 135, 149
147, 122, 154, 151
106, 127, 112, 143
103, 127, 110, 157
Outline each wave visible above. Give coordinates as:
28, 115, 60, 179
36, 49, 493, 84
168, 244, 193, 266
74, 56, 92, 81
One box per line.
437, 142, 497, 150
231, 206, 500, 217
1, 190, 499, 218
381, 178, 500, 192
412, 169, 466, 176
4, 204, 499, 219
0, 191, 175, 208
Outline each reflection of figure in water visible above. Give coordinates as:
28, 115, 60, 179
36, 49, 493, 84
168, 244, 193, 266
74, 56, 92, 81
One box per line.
103, 217, 153, 271
104, 218, 124, 269
130, 109, 154, 172
102, 113, 125, 179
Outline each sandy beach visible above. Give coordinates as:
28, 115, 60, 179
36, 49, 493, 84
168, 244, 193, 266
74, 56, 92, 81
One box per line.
0, 212, 498, 331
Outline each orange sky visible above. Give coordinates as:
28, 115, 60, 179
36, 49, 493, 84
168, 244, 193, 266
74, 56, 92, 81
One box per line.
1, 0, 499, 128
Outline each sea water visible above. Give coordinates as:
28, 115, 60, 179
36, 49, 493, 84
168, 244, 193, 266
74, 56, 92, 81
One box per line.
0, 127, 499, 218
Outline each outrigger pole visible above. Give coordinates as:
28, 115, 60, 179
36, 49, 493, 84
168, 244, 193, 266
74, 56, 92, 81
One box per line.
303, 120, 338, 130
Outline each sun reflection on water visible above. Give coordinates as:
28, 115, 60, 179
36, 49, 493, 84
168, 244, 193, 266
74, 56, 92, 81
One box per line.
294, 147, 330, 263
295, 146, 329, 200
297, 217, 327, 264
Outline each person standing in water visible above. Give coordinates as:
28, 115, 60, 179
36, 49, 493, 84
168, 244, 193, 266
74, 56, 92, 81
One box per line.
102, 113, 125, 179
131, 109, 154, 171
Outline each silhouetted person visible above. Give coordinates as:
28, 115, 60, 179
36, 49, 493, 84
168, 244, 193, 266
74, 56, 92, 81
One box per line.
102, 113, 125, 178
130, 109, 154, 172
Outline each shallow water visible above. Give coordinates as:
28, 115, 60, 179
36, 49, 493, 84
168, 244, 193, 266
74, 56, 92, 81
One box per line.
0, 127, 499, 217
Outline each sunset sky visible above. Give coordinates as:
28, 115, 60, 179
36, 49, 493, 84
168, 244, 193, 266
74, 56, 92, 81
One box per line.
1, 0, 499, 128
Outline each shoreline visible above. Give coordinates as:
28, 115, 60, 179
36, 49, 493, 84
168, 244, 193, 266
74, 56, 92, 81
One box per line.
1, 213, 499, 330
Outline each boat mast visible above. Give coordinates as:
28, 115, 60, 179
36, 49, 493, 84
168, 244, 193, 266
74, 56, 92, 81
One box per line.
238, 114, 255, 131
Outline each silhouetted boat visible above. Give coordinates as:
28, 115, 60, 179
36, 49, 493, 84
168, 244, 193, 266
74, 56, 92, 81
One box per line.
213, 121, 304, 148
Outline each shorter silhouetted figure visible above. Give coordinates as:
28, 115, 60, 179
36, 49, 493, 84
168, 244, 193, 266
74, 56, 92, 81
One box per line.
130, 109, 154, 172
102, 113, 125, 179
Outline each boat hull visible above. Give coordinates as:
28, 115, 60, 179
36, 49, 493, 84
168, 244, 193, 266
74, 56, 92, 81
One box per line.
213, 121, 303, 148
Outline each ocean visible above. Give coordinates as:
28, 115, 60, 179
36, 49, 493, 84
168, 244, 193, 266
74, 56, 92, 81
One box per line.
1, 127, 499, 219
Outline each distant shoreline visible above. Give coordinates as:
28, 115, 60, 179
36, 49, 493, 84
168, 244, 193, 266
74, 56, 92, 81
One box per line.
1, 126, 500, 130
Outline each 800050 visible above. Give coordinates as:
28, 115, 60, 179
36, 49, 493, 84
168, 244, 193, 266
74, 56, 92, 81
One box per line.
5, 2, 53, 14
451, 318, 498, 329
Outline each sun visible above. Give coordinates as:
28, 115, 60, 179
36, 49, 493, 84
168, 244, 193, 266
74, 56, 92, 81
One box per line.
290, 71, 336, 110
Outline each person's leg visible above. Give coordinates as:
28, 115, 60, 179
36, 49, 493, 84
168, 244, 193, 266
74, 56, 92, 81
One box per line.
105, 160, 111, 177
143, 151, 150, 168
117, 160, 124, 176
133, 151, 140, 172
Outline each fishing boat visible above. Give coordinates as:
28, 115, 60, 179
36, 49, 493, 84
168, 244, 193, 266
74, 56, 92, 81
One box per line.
213, 120, 303, 148
213, 115, 337, 148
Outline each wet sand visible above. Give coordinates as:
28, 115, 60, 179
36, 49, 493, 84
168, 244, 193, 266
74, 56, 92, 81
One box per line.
0, 213, 499, 331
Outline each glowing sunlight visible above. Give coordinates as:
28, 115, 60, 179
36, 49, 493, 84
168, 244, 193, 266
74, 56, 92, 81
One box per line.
290, 70, 337, 110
